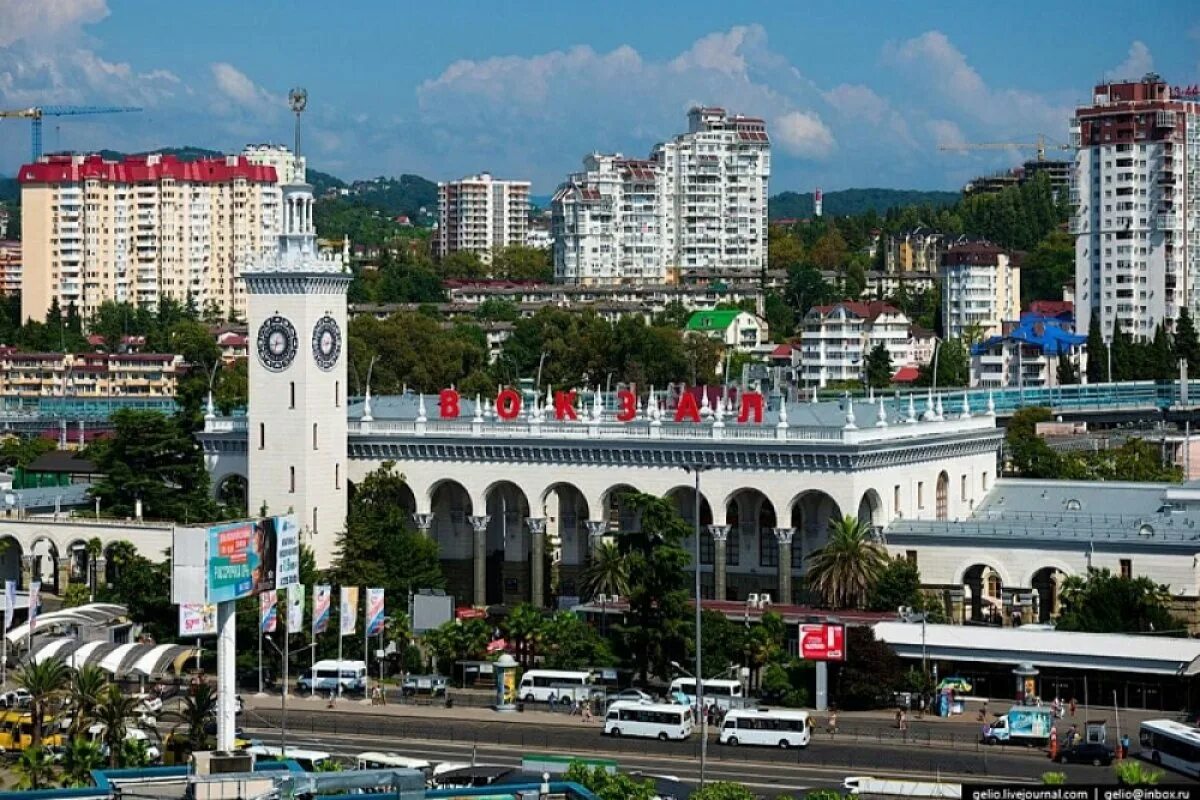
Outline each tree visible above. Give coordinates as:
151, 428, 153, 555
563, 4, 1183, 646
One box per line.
14, 658, 69, 747
1175, 307, 1200, 371
868, 557, 926, 614
540, 611, 616, 670
692, 783, 755, 800
60, 737, 104, 787
915, 338, 969, 388
564, 762, 657, 800
213, 358, 248, 415
1086, 311, 1108, 384
14, 745, 57, 790
1055, 568, 1182, 635
475, 297, 520, 322
97, 545, 173, 643
504, 604, 545, 669
762, 291, 795, 341
423, 618, 490, 675
491, 245, 553, 282
808, 227, 849, 270
60, 583, 91, 608
864, 342, 893, 389
166, 682, 217, 754
784, 264, 835, 317
768, 228, 804, 271
833, 626, 904, 710
439, 250, 486, 279
67, 665, 109, 739
613, 493, 692, 682
332, 462, 444, 597
805, 516, 889, 609
87, 409, 217, 523
1005, 407, 1061, 478
1056, 355, 1078, 386
1021, 231, 1073, 305
580, 540, 631, 602
93, 684, 138, 767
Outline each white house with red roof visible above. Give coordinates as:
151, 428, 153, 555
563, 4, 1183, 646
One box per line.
800, 301, 913, 387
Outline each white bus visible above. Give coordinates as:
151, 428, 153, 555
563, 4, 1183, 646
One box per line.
720, 708, 811, 749
517, 669, 593, 703
1138, 719, 1200, 779
605, 701, 694, 741
247, 745, 335, 772
356, 752, 432, 777
298, 659, 367, 694
667, 677, 745, 710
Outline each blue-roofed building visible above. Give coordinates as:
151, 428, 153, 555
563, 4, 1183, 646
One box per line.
970, 312, 1086, 389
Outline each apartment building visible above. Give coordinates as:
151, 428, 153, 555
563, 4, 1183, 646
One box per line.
552, 107, 770, 284
436, 173, 531, 263
244, 143, 306, 185
0, 240, 19, 296
799, 301, 913, 387
19, 153, 281, 323
884, 228, 959, 274
970, 313, 1086, 388
0, 348, 183, 404
941, 242, 1021, 340
1072, 74, 1200, 340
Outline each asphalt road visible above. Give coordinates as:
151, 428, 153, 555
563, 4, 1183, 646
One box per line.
244, 706, 1112, 789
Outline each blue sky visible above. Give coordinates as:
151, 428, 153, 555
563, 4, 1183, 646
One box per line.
1, 0, 1197, 192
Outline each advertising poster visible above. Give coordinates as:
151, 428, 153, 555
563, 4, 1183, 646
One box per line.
340, 587, 359, 635
287, 584, 305, 633
207, 520, 264, 603
366, 588, 385, 636
260, 590, 278, 634
3, 580, 13, 631
179, 604, 217, 637
312, 584, 331, 635
274, 514, 301, 589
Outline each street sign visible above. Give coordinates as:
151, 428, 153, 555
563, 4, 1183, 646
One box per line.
800, 623, 846, 661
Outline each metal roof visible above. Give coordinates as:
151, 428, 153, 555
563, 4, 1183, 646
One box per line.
874, 621, 1200, 676
6, 602, 128, 644
28, 636, 198, 678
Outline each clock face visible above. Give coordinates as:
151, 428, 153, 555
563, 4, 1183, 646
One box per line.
256, 315, 298, 372
312, 316, 341, 371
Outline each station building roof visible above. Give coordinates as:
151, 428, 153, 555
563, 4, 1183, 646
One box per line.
874, 620, 1200, 676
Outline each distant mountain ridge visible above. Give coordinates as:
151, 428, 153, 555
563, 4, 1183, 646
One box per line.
769, 188, 960, 219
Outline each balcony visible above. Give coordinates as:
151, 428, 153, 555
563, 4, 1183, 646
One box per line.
1157, 214, 1180, 229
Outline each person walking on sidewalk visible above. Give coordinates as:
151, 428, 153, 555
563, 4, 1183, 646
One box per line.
828, 709, 839, 735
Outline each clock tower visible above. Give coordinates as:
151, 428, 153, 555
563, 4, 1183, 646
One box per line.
244, 106, 349, 568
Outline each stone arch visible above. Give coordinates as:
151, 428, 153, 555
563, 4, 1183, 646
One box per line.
936, 471, 950, 521
961, 562, 1007, 623
857, 489, 883, 528
215, 474, 249, 517
725, 489, 777, 571
30, 536, 61, 595
540, 482, 590, 599
601, 484, 639, 532
1028, 565, 1072, 623
429, 479, 474, 602
788, 490, 844, 565
64, 538, 92, 587
484, 481, 532, 606
103, 541, 134, 586
0, 536, 23, 589
665, 485, 714, 572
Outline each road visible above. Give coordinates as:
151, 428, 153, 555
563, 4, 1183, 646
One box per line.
243, 706, 1112, 792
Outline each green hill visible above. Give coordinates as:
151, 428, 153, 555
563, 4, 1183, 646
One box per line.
770, 188, 960, 219
340, 175, 438, 222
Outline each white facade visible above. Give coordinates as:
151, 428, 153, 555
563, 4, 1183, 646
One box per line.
243, 171, 350, 568
970, 340, 1064, 389
686, 310, 769, 352
1072, 76, 1200, 339
244, 144, 306, 186
800, 301, 913, 387
552, 107, 769, 285
941, 243, 1021, 341
437, 173, 531, 263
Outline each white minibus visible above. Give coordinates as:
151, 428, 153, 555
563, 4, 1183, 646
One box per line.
604, 701, 694, 741
720, 708, 811, 749
297, 659, 367, 694
1138, 719, 1200, 779
247, 745, 335, 772
517, 669, 593, 703
666, 677, 745, 710
356, 751, 433, 777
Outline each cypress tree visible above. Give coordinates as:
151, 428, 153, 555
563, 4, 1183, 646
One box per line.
1175, 307, 1200, 372
1086, 310, 1107, 384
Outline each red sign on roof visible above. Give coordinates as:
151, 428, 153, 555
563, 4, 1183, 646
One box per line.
800, 623, 846, 662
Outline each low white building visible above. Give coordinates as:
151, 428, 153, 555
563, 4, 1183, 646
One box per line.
685, 310, 769, 353
799, 301, 913, 387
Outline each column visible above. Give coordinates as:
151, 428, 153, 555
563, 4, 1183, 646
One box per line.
584, 520, 607, 561
56, 557, 72, 595
1050, 571, 1066, 618
947, 587, 964, 625
526, 518, 547, 608
961, 585, 973, 624
411, 513, 435, 537
772, 528, 795, 605
20, 555, 33, 591
468, 515, 490, 607
708, 525, 730, 602
93, 557, 107, 589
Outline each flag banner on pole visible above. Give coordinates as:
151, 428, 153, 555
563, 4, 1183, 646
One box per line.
366, 588, 385, 636
313, 584, 331, 636
3, 580, 14, 632
28, 581, 40, 632
287, 584, 305, 633
260, 590, 278, 634
340, 587, 359, 636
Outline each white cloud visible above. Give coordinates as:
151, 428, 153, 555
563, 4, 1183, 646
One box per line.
1106, 41, 1153, 80
0, 0, 109, 48
210, 62, 278, 111
927, 119, 968, 149
822, 83, 887, 124
774, 110, 835, 158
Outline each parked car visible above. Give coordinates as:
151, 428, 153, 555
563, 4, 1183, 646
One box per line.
605, 689, 654, 708
1054, 742, 1115, 766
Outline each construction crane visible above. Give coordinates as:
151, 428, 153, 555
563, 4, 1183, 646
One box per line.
0, 105, 142, 161
938, 133, 1071, 162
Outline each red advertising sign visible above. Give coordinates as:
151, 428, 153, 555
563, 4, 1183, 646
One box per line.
800, 623, 846, 661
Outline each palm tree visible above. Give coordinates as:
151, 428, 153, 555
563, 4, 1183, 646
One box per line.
14, 744, 57, 789
66, 664, 109, 739
86, 538, 103, 600
504, 604, 545, 669
93, 684, 138, 768
60, 737, 104, 787
581, 540, 631, 635
14, 657, 70, 747
166, 682, 217, 753
804, 515, 889, 609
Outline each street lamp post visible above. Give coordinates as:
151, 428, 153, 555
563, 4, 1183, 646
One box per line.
682, 463, 712, 788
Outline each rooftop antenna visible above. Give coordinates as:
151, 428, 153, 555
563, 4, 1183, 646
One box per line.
288, 87, 307, 167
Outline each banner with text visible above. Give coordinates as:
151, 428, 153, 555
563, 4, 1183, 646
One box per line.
340, 587, 359, 636
179, 604, 217, 637
274, 514, 301, 589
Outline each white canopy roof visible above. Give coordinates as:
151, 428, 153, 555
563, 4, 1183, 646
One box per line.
6, 603, 127, 645
27, 637, 198, 678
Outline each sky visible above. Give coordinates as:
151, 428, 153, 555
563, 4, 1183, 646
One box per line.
0, 0, 1197, 193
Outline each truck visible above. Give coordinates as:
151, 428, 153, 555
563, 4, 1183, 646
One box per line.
982, 707, 1053, 746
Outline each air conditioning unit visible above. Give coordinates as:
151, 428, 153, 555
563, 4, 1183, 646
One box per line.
596, 594, 608, 603
609, 595, 620, 604
747, 593, 760, 605
760, 594, 772, 606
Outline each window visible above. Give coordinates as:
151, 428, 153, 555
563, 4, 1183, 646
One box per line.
259, 422, 265, 450
1120, 558, 1132, 579
726, 526, 740, 566
917, 482, 925, 509
290, 382, 295, 409
335, 463, 340, 490
700, 530, 714, 565
335, 380, 340, 408
961, 475, 968, 502
289, 466, 295, 493
759, 530, 778, 568
894, 485, 902, 516
313, 423, 318, 450
981, 471, 989, 491
936, 473, 949, 520
313, 506, 318, 535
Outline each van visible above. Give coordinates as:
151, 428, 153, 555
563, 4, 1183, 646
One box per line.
356, 751, 433, 777
517, 669, 594, 704
667, 677, 745, 711
605, 702, 694, 741
247, 745, 335, 772
297, 659, 367, 694
720, 708, 811, 749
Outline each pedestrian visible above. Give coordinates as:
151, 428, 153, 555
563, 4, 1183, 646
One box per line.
326, 689, 336, 709
1048, 726, 1059, 760
895, 709, 903, 729
828, 709, 839, 735
900, 709, 908, 733
1066, 724, 1078, 747
977, 702, 988, 722
583, 702, 593, 724
1069, 698, 1076, 717
1120, 733, 1130, 760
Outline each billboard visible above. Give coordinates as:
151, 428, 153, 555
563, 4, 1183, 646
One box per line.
204, 515, 300, 604
179, 604, 217, 637
800, 623, 846, 661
